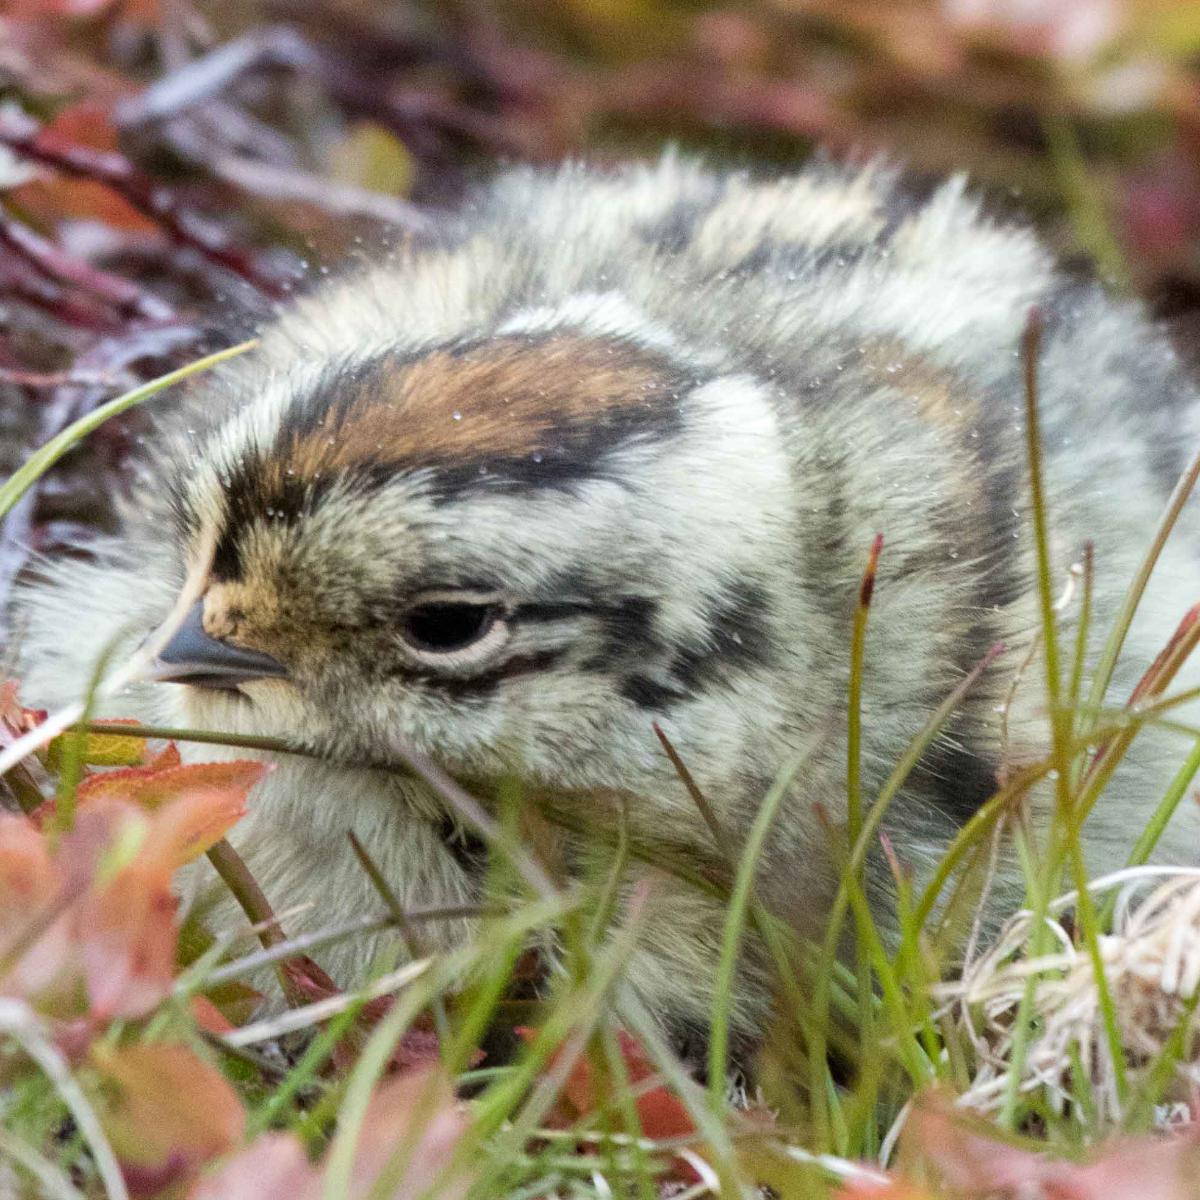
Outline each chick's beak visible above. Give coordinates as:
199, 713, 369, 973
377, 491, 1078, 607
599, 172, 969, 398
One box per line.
156, 600, 289, 689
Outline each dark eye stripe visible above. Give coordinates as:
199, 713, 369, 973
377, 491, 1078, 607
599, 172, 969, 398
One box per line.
390, 648, 567, 699
511, 600, 595, 622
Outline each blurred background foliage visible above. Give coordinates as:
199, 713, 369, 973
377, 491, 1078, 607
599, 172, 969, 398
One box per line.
2, 0, 1200, 599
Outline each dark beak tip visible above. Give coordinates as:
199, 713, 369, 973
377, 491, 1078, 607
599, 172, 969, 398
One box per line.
156, 600, 289, 687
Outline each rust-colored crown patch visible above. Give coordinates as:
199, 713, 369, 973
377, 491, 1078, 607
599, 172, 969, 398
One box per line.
209, 331, 695, 580
275, 332, 692, 489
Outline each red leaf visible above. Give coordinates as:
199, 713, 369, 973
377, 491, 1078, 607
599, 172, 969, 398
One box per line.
905, 1092, 1200, 1200
191, 1134, 319, 1200
517, 1026, 699, 1177
279, 953, 341, 1005
11, 102, 159, 233
75, 759, 268, 814
146, 742, 182, 771
632, 1083, 696, 1143
91, 1042, 245, 1186
0, 812, 57, 922
141, 786, 253, 868
77, 859, 177, 1021
0, 682, 48, 738
73, 760, 265, 869
834, 1181, 938, 1200
200, 979, 264, 1028
190, 995, 236, 1035
0, 813, 74, 1004
352, 1068, 473, 1200
387, 1024, 444, 1073
0, 767, 255, 1023
194, 1071, 471, 1200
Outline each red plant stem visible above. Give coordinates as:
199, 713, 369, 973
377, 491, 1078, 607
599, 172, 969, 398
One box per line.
0, 110, 289, 299
0, 210, 172, 322
0, 261, 127, 332
0, 366, 117, 390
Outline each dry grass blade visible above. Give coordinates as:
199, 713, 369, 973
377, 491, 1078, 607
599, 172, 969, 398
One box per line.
222, 959, 432, 1047
198, 906, 493, 989
941, 869, 1200, 1125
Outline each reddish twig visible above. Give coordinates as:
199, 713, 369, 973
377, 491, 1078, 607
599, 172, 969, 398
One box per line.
0, 208, 172, 322
0, 367, 119, 390
206, 838, 288, 949
0, 109, 290, 299
114, 26, 320, 127
0, 261, 128, 333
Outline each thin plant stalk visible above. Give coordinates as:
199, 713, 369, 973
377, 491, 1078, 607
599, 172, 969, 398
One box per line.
1126, 974, 1200, 1130
391, 742, 558, 901
1067, 543, 1095, 738
601, 1016, 657, 1200
1076, 605, 1200, 830
656, 722, 828, 1135
205, 838, 286, 950
1082, 446, 1200, 739
247, 1000, 365, 1137
1002, 310, 1126, 1124
836, 819, 935, 1087
847, 533, 883, 846
707, 754, 800, 1107
320, 961, 469, 1200
75, 720, 300, 757
1020, 311, 1073, 826
1124, 737, 1200, 870
811, 640, 1005, 1102
617, 992, 745, 1192
1095, 737, 1200, 930
848, 534, 883, 1086
909, 700, 1200, 941
0, 1000, 129, 1200
347, 830, 450, 1044
194, 906, 490, 991
0, 1127, 85, 1200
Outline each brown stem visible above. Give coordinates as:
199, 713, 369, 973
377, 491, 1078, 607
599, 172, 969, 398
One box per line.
205, 838, 286, 950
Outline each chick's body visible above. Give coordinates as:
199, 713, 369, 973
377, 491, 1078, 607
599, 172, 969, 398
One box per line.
14, 153, 1200, 1050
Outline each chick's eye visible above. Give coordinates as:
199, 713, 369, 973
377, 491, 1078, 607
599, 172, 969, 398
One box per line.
399, 601, 501, 655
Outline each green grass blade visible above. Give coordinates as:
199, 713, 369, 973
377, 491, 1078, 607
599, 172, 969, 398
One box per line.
0, 339, 256, 521
707, 754, 800, 1108
1081, 447, 1200, 736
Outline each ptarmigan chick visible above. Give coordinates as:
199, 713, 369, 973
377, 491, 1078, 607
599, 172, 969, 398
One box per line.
13, 153, 1200, 1057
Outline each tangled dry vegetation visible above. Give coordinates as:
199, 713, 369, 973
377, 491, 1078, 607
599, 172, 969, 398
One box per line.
6, 2, 1200, 1199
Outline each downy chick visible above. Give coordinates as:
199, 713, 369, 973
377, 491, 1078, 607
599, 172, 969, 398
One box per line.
13, 153, 1200, 1056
